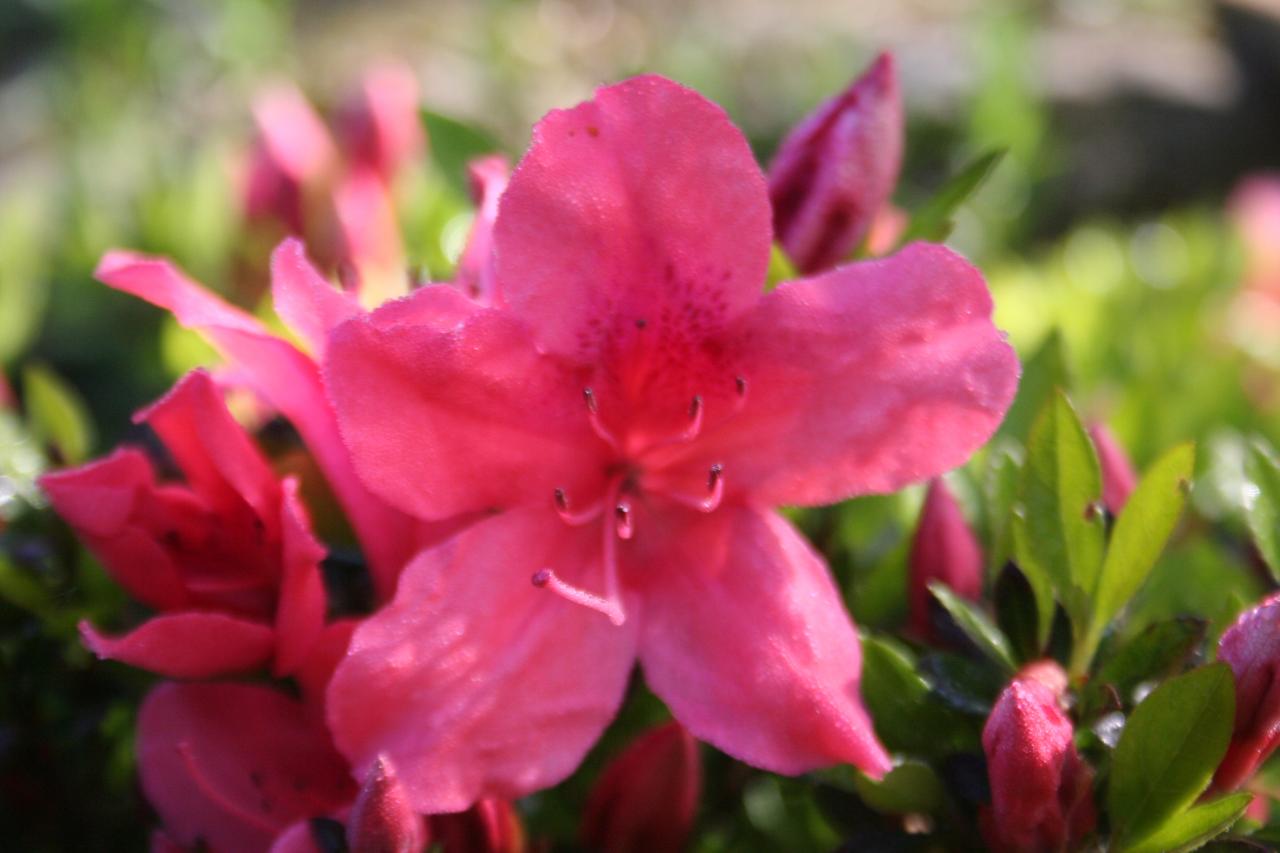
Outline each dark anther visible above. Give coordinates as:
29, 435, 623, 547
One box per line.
532, 569, 551, 587
583, 387, 598, 413
554, 488, 568, 511
735, 376, 747, 396
635, 318, 647, 329
708, 463, 723, 490
688, 395, 703, 420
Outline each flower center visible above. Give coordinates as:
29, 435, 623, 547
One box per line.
529, 377, 747, 625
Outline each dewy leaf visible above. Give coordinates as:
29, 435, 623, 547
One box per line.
927, 581, 1017, 672
852, 761, 945, 816
859, 634, 980, 756
1085, 443, 1195, 661
1016, 390, 1104, 624
1083, 617, 1206, 717
420, 109, 503, 198
21, 363, 95, 465
898, 149, 1005, 245
1109, 663, 1236, 847
1120, 792, 1251, 853
997, 329, 1069, 445
1243, 439, 1280, 582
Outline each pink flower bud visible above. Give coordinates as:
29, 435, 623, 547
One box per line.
768, 52, 903, 274
909, 478, 984, 641
347, 755, 428, 853
1088, 424, 1137, 514
1214, 595, 1280, 792
581, 722, 701, 853
337, 64, 424, 183
429, 799, 525, 853
981, 662, 1096, 853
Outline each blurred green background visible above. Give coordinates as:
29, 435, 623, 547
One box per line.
2, 0, 1280, 848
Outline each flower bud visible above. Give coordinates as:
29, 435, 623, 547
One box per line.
909, 478, 984, 641
430, 799, 524, 853
768, 52, 903, 274
337, 64, 424, 183
1214, 595, 1280, 792
581, 722, 701, 853
981, 661, 1096, 853
347, 755, 428, 853
1088, 423, 1137, 514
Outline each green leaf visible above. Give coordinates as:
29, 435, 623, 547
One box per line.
1243, 440, 1280, 582
420, 109, 502, 197
1083, 617, 1206, 716
898, 149, 1005, 245
766, 243, 798, 290
927, 581, 1017, 672
1109, 663, 1236, 846
997, 329, 1069, 445
852, 761, 945, 815
1121, 792, 1251, 853
1084, 443, 1195, 663
1015, 390, 1104, 625
860, 635, 980, 756
994, 561, 1045, 661
22, 363, 95, 465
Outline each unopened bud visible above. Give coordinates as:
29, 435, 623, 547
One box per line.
347, 755, 427, 853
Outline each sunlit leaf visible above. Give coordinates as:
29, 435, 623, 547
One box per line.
927, 581, 1016, 672
1243, 440, 1280, 582
1120, 792, 1250, 853
22, 363, 95, 465
898, 149, 1005, 245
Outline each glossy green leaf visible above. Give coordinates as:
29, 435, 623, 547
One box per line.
859, 635, 980, 756
852, 761, 945, 815
898, 149, 1005, 245
927, 581, 1016, 672
1121, 792, 1251, 853
1083, 617, 1206, 716
1016, 390, 1104, 622
22, 363, 95, 465
1243, 440, 1280, 582
1109, 663, 1236, 846
1083, 443, 1195, 664
420, 109, 503, 198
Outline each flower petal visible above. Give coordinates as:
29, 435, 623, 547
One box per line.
705, 242, 1019, 506
454, 155, 509, 304
636, 506, 891, 777
95, 251, 424, 599
270, 238, 361, 356
80, 612, 274, 679
326, 509, 638, 812
325, 298, 604, 519
138, 682, 354, 852
494, 74, 771, 361
273, 479, 328, 677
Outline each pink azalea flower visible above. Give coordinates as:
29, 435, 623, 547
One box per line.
137, 682, 355, 852
1214, 594, 1280, 792
40, 370, 326, 679
768, 52, 904, 273
1227, 176, 1280, 368
981, 661, 1096, 852
430, 799, 526, 853
908, 477, 984, 641
581, 722, 701, 853
92, 240, 463, 600
1088, 423, 1138, 514
322, 74, 1019, 810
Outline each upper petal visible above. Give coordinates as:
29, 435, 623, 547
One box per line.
80, 612, 275, 679
493, 74, 771, 362
326, 508, 638, 812
325, 295, 604, 519
636, 505, 891, 777
270, 238, 361, 356
702, 242, 1019, 506
137, 682, 354, 852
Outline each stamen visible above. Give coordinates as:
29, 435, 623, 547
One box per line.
532, 569, 625, 626
615, 500, 634, 540
661, 463, 726, 512
583, 387, 622, 451
553, 488, 603, 526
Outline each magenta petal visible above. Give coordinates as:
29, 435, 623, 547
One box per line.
454, 155, 509, 304
327, 509, 638, 812
636, 506, 891, 777
271, 238, 361, 356
81, 613, 274, 678
493, 75, 772, 360
95, 251, 423, 600
325, 299, 603, 519
138, 682, 354, 852
252, 83, 337, 184
708, 242, 1019, 506
769, 52, 903, 273
273, 479, 328, 677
